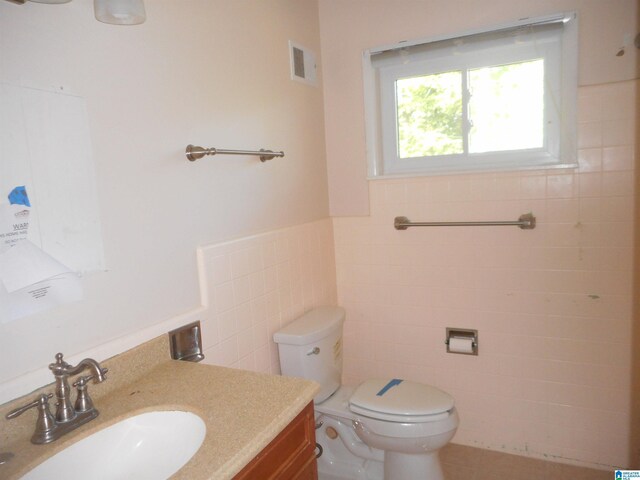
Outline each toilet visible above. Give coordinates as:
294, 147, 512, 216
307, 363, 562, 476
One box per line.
273, 306, 459, 480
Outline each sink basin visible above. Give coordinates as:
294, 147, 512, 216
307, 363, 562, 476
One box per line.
21, 410, 206, 480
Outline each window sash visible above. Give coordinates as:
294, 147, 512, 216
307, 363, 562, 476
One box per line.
379, 40, 561, 175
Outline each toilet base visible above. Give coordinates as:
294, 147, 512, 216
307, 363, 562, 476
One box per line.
315, 413, 383, 480
385, 451, 444, 480
315, 410, 449, 480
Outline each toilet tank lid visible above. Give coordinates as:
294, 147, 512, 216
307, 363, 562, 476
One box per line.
273, 306, 345, 345
349, 379, 454, 417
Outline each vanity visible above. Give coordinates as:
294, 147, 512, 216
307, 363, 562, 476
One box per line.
234, 401, 317, 479
0, 335, 320, 479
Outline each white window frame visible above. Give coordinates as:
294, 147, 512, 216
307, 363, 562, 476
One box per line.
363, 13, 578, 178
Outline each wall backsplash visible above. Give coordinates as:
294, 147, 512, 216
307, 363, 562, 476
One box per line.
0, 217, 337, 404
199, 218, 337, 374
334, 81, 636, 469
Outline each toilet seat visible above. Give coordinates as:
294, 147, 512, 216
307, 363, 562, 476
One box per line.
349, 379, 454, 423
354, 407, 459, 439
350, 404, 450, 423
317, 385, 458, 440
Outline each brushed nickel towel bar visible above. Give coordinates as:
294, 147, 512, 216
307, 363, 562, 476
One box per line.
394, 213, 536, 230
185, 144, 285, 162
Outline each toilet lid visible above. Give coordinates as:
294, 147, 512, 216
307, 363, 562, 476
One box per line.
349, 379, 454, 420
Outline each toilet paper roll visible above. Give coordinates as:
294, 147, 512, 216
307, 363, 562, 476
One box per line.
448, 337, 474, 354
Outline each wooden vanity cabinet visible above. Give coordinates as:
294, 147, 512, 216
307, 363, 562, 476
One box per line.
233, 401, 318, 480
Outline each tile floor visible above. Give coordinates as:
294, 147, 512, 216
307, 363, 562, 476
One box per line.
442, 444, 613, 480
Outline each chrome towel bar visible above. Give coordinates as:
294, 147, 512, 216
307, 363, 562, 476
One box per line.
186, 144, 284, 162
394, 213, 536, 230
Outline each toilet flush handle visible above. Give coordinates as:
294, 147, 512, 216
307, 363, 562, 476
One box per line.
307, 347, 320, 356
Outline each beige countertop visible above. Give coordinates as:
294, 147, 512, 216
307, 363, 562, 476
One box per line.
0, 336, 319, 480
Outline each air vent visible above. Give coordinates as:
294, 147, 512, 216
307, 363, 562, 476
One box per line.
289, 40, 317, 86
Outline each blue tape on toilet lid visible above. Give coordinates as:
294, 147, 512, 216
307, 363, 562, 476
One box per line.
349, 378, 454, 417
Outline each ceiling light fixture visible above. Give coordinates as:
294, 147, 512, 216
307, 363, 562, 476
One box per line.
3, 0, 146, 25
94, 0, 146, 25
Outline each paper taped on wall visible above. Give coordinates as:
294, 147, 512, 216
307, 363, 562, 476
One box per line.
0, 241, 82, 323
0, 82, 105, 273
0, 191, 82, 323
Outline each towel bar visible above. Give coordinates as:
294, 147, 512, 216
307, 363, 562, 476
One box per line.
394, 213, 536, 230
185, 144, 284, 162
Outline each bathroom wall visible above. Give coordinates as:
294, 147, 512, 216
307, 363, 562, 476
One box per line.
0, 0, 330, 400
199, 218, 337, 374
320, 0, 639, 217
320, 0, 638, 470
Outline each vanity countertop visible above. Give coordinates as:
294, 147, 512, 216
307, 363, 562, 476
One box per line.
0, 336, 319, 480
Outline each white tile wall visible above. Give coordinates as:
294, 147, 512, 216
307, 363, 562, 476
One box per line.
199, 218, 337, 375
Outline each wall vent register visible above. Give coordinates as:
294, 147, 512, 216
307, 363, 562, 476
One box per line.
289, 40, 318, 86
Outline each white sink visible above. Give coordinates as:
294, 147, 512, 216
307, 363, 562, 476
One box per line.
21, 410, 206, 480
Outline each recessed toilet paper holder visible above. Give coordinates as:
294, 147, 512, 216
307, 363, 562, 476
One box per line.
169, 321, 205, 362
445, 328, 478, 356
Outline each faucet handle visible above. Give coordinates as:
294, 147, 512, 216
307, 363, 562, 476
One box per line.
6, 393, 53, 419
72, 368, 107, 413
6, 393, 57, 444
72, 376, 94, 413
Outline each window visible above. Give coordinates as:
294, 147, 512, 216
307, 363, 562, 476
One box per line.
363, 13, 578, 177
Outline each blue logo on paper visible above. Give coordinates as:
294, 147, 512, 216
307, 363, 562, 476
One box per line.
617, 470, 640, 479
376, 378, 403, 396
8, 186, 30, 207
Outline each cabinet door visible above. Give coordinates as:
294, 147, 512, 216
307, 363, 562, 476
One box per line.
234, 402, 317, 480
292, 454, 318, 480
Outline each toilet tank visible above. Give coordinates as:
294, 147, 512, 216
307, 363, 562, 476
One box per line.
273, 306, 344, 403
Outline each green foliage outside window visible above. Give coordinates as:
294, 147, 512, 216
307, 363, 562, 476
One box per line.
396, 71, 463, 159
395, 59, 544, 160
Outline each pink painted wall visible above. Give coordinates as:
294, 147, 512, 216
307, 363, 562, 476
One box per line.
0, 0, 331, 396
321, 0, 638, 470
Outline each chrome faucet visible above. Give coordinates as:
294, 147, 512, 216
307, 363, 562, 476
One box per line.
5, 353, 107, 444
49, 353, 107, 423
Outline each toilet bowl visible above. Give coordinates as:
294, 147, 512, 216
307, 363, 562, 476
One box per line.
273, 306, 459, 480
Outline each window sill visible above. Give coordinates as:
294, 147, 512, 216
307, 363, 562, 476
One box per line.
367, 161, 578, 180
